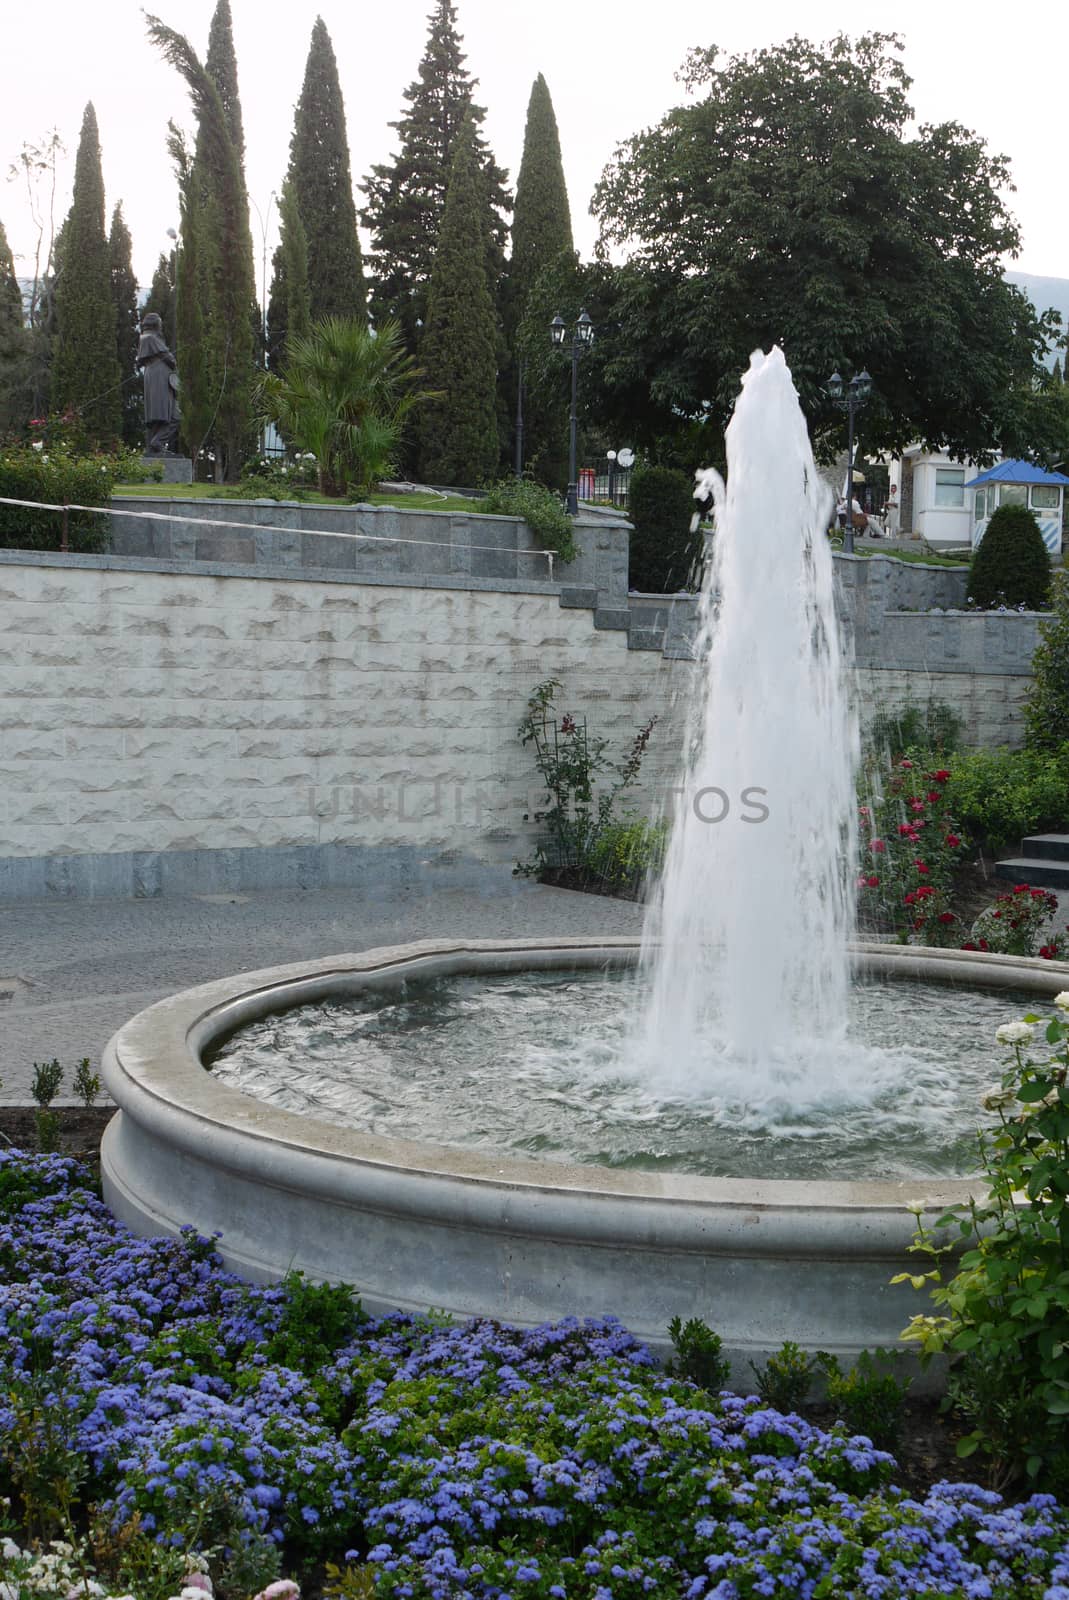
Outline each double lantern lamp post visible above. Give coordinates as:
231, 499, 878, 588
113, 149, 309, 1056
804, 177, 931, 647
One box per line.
550, 310, 594, 515
827, 367, 873, 555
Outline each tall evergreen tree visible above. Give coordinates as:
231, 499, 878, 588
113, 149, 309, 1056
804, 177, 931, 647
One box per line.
508, 75, 572, 335
143, 250, 177, 352
418, 110, 499, 485
362, 0, 510, 354
271, 176, 311, 360
51, 104, 121, 444
507, 74, 573, 480
148, 13, 257, 479
108, 203, 142, 447
0, 217, 30, 435
204, 0, 245, 165
268, 15, 366, 364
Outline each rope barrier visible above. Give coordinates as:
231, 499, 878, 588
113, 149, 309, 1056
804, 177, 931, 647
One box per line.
0, 497, 556, 579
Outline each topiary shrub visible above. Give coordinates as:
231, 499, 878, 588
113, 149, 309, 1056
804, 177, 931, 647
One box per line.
0, 444, 116, 551
967, 502, 1051, 610
627, 464, 703, 592
1025, 568, 1069, 751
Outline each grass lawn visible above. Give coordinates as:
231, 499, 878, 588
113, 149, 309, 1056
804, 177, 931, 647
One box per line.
849, 544, 971, 567
112, 481, 487, 516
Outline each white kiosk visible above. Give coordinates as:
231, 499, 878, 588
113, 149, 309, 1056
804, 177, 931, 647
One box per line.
965, 459, 1068, 556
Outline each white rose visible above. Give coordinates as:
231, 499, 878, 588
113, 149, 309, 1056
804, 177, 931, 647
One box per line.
1054, 992, 1069, 1014
996, 1021, 1034, 1046
981, 1083, 1017, 1112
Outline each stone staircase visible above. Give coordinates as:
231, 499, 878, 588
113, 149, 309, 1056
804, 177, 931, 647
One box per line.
995, 833, 1069, 890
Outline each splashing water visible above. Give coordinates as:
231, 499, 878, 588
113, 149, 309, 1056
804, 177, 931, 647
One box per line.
633, 348, 859, 1099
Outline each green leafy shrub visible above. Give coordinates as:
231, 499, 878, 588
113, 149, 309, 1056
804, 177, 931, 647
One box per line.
900, 998, 1069, 1492
72, 1058, 101, 1108
865, 697, 964, 759
943, 743, 1069, 852
967, 502, 1051, 611
665, 1316, 732, 1393
260, 1270, 366, 1374
31, 1058, 63, 1107
817, 1349, 911, 1449
479, 476, 577, 563
517, 678, 658, 886
749, 1340, 818, 1412
627, 463, 703, 592
0, 444, 116, 551
1026, 568, 1069, 750
584, 815, 667, 892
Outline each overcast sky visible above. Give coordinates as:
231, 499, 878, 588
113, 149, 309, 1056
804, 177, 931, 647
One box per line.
2, 0, 1065, 295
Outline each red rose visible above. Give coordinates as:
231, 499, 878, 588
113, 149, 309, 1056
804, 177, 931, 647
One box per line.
870, 839, 886, 854
866, 875, 879, 888
899, 760, 914, 769
927, 791, 942, 803
914, 861, 930, 873
945, 834, 960, 848
904, 892, 916, 905
938, 912, 955, 924
933, 770, 951, 783
961, 941, 977, 951
916, 885, 935, 898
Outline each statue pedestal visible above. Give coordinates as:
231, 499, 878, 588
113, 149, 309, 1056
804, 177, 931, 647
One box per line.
143, 455, 193, 486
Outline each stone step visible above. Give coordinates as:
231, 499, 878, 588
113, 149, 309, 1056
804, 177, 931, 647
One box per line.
1021, 833, 1069, 862
994, 857, 1069, 890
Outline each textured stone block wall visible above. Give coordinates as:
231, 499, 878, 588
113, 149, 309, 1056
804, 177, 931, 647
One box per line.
0, 558, 690, 880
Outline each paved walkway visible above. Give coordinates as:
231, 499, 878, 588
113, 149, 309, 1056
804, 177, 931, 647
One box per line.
0, 883, 644, 1103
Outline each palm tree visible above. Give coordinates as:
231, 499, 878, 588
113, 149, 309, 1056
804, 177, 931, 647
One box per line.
258, 316, 434, 495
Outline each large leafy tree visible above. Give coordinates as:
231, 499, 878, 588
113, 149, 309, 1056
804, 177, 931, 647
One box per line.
51, 103, 121, 444
591, 34, 1055, 462
417, 110, 500, 485
268, 17, 366, 369
0, 217, 30, 435
507, 74, 573, 481
108, 204, 142, 447
148, 10, 257, 479
258, 316, 432, 496
362, 0, 510, 355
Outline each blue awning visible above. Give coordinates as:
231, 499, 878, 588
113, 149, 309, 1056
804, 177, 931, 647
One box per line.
964, 458, 1069, 489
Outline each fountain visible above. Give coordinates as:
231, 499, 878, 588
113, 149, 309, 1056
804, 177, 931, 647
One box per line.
101, 351, 1069, 1374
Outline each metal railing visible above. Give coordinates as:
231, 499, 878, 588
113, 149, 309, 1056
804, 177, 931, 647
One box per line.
0, 498, 559, 578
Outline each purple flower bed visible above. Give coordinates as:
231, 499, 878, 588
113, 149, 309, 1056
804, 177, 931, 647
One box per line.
2, 1148, 1069, 1598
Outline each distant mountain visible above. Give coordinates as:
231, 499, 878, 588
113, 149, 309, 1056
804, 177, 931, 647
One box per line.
1006, 271, 1069, 368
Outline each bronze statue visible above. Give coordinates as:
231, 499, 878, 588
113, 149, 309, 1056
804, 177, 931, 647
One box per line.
137, 312, 180, 456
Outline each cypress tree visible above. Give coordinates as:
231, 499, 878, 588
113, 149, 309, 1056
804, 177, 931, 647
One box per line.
143, 251, 177, 352
51, 104, 121, 445
362, 0, 510, 354
204, 0, 245, 165
0, 217, 30, 434
270, 177, 311, 363
148, 13, 257, 479
418, 110, 499, 485
508, 75, 572, 334
507, 74, 573, 479
270, 16, 366, 348
108, 204, 142, 447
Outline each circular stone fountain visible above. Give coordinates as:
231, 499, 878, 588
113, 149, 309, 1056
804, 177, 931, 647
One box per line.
100, 936, 1069, 1373
99, 348, 1069, 1375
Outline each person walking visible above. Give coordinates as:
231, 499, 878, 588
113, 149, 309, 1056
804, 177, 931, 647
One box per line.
884, 484, 900, 539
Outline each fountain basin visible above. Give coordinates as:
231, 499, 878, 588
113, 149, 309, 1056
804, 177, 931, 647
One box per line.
101, 937, 1069, 1376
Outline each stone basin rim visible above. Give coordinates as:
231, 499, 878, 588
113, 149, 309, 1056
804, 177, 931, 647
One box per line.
102, 935, 1069, 1220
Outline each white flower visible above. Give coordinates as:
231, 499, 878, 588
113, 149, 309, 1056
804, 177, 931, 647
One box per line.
31, 439, 43, 451
981, 1083, 1017, 1111
1055, 992, 1069, 1014
996, 1021, 1034, 1046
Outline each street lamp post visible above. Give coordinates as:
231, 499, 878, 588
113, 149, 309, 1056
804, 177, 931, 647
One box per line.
550, 310, 594, 514
827, 368, 873, 555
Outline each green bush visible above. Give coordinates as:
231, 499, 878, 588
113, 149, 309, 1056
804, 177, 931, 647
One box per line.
627, 463, 703, 592
665, 1316, 732, 1393
479, 476, 577, 563
1026, 568, 1069, 750
749, 1340, 817, 1413
0, 445, 116, 551
584, 815, 667, 891
900, 1001, 1069, 1492
864, 697, 964, 759
817, 1349, 911, 1450
944, 743, 1069, 851
967, 502, 1051, 610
